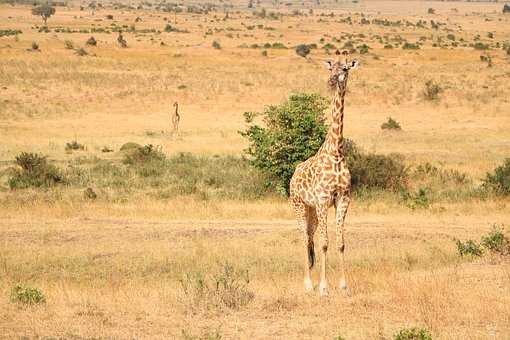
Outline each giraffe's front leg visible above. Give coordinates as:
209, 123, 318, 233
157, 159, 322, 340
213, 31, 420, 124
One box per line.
335, 191, 351, 293
316, 204, 329, 297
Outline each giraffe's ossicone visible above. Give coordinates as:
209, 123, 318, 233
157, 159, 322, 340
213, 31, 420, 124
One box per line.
289, 50, 359, 296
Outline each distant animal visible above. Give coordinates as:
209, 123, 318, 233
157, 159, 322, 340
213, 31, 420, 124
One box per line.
289, 50, 358, 296
172, 102, 181, 135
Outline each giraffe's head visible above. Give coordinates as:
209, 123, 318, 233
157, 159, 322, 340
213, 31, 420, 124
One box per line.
324, 50, 359, 91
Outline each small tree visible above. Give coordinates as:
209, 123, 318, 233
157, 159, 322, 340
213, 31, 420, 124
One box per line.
31, 4, 55, 25
240, 93, 328, 195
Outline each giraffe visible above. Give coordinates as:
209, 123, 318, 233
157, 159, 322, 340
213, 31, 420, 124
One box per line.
289, 51, 358, 296
172, 102, 181, 136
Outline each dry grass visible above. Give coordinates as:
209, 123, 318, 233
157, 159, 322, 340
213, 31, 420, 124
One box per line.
1, 0, 510, 338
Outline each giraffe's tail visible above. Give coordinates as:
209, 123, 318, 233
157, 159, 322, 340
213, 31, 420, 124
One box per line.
308, 241, 315, 269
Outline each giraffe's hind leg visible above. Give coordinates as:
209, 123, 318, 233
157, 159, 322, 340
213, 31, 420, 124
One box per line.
305, 205, 318, 270
292, 198, 314, 292
335, 190, 351, 292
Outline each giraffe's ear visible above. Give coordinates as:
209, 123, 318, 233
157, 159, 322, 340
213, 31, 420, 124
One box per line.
350, 60, 359, 69
324, 60, 333, 71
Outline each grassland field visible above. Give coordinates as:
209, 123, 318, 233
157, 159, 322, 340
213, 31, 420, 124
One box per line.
0, 0, 509, 339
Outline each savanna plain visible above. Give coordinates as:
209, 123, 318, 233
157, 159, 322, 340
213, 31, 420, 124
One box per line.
1, 0, 510, 339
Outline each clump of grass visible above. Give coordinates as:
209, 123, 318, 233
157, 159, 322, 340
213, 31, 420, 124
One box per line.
119, 142, 142, 152
423, 80, 442, 101
381, 117, 402, 130
8, 152, 64, 189
65, 140, 85, 151
179, 262, 254, 311
11, 285, 46, 305
394, 327, 432, 340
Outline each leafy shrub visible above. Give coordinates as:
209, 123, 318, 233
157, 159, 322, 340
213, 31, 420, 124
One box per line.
504, 4, 510, 13
427, 8, 435, 14
423, 80, 442, 101
381, 117, 402, 130
348, 148, 408, 192
179, 262, 253, 311
11, 285, 46, 305
394, 327, 432, 340
455, 239, 483, 257
8, 152, 64, 189
482, 158, 510, 196
295, 44, 311, 57
481, 224, 509, 255
240, 93, 328, 195
212, 40, 221, 49
65, 140, 85, 151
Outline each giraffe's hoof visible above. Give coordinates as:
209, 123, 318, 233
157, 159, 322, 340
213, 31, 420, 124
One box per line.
304, 278, 313, 292
319, 281, 329, 297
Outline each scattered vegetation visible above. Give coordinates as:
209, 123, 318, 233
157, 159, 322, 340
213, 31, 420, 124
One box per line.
64, 40, 74, 49
10, 285, 46, 305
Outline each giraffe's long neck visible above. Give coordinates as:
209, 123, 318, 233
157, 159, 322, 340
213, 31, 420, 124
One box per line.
319, 83, 347, 157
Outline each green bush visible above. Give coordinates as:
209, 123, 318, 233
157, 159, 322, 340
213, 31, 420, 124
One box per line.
240, 93, 328, 195
8, 152, 64, 189
119, 142, 142, 152
482, 158, 510, 196
11, 285, 46, 305
241, 93, 408, 195
381, 117, 402, 130
394, 327, 432, 340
